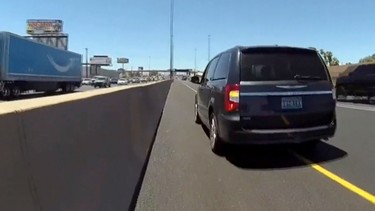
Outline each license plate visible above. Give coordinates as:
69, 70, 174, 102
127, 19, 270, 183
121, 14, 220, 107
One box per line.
281, 97, 303, 109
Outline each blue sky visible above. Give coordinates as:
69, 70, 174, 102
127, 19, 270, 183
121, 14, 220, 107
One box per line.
1, 0, 375, 71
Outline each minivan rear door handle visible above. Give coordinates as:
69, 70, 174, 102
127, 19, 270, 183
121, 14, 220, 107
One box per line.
206, 83, 214, 90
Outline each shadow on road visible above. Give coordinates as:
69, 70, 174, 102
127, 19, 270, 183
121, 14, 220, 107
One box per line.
201, 125, 347, 170
225, 142, 347, 170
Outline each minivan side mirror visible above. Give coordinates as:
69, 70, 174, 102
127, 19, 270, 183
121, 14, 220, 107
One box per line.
190, 76, 200, 84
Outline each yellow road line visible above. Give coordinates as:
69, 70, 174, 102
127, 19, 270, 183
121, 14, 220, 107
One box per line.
292, 152, 375, 205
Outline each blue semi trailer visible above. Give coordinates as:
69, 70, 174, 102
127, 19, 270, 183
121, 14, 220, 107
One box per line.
0, 32, 82, 98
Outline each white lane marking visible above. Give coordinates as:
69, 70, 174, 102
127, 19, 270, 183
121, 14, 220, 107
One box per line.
180, 81, 197, 93
337, 103, 375, 112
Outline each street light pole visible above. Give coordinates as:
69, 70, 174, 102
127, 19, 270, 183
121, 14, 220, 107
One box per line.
169, 0, 174, 79
149, 56, 151, 71
85, 48, 89, 78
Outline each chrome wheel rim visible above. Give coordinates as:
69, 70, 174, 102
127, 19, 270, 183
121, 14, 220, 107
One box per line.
12, 88, 20, 97
5, 88, 10, 97
195, 104, 198, 118
210, 117, 217, 148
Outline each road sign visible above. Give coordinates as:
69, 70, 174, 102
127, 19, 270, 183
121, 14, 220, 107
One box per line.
117, 58, 129, 64
27, 19, 63, 35
90, 56, 112, 66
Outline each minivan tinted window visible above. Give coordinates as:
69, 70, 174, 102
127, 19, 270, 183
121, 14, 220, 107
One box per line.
240, 48, 329, 81
207, 56, 220, 80
213, 53, 231, 80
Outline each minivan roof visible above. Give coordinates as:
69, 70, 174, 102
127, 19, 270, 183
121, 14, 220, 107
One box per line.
219, 45, 317, 55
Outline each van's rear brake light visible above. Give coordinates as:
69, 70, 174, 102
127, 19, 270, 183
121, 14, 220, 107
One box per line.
225, 84, 240, 112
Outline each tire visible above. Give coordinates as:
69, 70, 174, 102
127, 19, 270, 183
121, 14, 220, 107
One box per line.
67, 84, 72, 93
194, 101, 202, 124
1, 87, 11, 99
11, 86, 21, 98
209, 113, 226, 156
62, 84, 71, 93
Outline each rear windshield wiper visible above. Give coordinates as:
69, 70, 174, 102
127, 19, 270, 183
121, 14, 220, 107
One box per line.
294, 75, 322, 80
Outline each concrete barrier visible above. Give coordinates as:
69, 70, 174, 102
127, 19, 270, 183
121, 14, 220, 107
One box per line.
0, 81, 172, 211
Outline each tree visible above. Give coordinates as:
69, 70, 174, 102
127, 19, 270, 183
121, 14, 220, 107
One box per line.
318, 49, 340, 66
309, 48, 340, 65
359, 54, 375, 63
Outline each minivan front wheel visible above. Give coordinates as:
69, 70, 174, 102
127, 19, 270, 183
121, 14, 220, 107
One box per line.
209, 113, 225, 155
194, 102, 202, 124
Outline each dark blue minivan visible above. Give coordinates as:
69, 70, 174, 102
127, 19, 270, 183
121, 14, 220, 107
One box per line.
192, 46, 337, 155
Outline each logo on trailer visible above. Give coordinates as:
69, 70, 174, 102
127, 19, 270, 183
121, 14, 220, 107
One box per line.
47, 55, 75, 73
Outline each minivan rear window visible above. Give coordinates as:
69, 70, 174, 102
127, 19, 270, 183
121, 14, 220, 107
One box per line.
240, 48, 329, 81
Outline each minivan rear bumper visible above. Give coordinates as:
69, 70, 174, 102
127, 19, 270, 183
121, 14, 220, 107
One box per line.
218, 113, 336, 145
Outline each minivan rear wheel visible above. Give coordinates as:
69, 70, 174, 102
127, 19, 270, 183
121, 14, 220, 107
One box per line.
209, 113, 225, 155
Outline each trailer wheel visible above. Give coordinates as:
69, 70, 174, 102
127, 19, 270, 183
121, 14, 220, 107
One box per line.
63, 84, 73, 93
11, 87, 21, 98
61, 84, 68, 93
1, 87, 11, 98
68, 84, 75, 92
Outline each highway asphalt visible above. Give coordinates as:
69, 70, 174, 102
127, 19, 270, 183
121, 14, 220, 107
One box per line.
135, 80, 375, 211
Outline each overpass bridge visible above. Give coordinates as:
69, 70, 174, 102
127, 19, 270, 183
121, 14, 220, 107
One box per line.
0, 80, 374, 210
81, 66, 197, 79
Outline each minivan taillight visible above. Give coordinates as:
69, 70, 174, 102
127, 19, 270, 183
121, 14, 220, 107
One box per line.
225, 84, 240, 112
